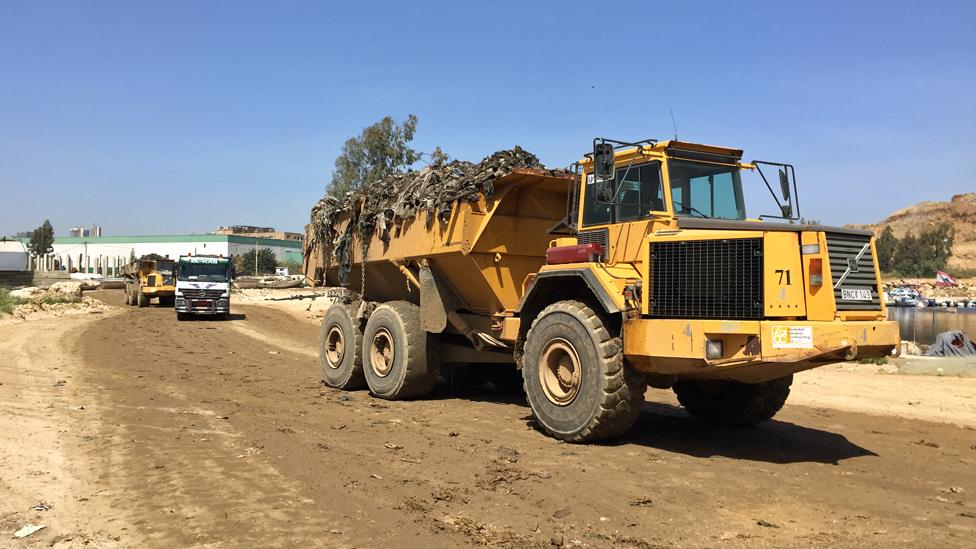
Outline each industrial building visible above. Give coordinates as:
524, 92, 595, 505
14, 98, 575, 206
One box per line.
21, 233, 303, 275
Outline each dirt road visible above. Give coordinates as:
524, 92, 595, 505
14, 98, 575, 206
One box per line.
1, 291, 974, 548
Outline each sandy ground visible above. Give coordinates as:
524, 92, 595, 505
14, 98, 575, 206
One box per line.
1, 289, 974, 548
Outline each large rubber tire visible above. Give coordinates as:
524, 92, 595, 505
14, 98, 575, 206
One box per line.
124, 284, 134, 306
522, 300, 646, 443
672, 375, 793, 427
319, 303, 366, 390
362, 301, 439, 399
137, 288, 149, 308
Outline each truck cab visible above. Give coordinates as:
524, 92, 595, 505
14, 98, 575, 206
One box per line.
529, 139, 899, 383
175, 255, 231, 320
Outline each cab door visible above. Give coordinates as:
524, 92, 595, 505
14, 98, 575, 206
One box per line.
577, 159, 669, 265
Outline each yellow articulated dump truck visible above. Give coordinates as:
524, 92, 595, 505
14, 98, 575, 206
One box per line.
121, 258, 177, 307
304, 138, 899, 442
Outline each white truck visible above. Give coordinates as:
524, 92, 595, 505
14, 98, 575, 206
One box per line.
175, 254, 232, 320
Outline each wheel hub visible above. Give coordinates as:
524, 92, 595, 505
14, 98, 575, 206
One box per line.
539, 338, 581, 406
324, 325, 345, 369
369, 328, 395, 377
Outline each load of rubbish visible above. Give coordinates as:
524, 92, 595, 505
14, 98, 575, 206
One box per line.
310, 146, 565, 284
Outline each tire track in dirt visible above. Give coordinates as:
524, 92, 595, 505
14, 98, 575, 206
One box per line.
28, 292, 975, 547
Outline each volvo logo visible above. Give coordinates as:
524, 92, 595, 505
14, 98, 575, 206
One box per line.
834, 242, 871, 289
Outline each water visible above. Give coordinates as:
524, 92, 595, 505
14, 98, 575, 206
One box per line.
888, 306, 976, 345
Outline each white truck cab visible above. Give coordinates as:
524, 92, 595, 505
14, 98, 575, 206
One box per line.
175, 255, 231, 320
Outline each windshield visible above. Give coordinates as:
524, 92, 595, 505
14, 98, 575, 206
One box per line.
178, 261, 229, 282
668, 160, 746, 220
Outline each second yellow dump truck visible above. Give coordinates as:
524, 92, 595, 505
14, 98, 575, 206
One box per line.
121, 258, 177, 307
305, 138, 900, 442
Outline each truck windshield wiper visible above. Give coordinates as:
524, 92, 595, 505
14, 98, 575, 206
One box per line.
672, 199, 709, 218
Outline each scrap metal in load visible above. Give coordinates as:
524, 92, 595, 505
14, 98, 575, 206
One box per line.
310, 147, 564, 285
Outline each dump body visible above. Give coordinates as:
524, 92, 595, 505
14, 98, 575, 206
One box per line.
305, 169, 571, 316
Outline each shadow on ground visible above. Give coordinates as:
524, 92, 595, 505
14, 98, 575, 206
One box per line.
427, 373, 874, 465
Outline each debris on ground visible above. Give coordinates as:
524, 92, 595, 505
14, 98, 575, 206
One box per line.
925, 331, 976, 357
13, 523, 46, 538
29, 502, 52, 511
309, 147, 567, 285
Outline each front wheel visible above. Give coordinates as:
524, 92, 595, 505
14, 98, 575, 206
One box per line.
522, 300, 646, 443
672, 375, 793, 427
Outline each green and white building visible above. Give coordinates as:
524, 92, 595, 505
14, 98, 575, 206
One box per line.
26, 234, 303, 275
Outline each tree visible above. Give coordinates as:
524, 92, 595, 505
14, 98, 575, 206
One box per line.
876, 226, 897, 272
887, 223, 954, 277
915, 222, 954, 275
327, 115, 421, 197
892, 231, 919, 275
238, 248, 278, 276
27, 220, 54, 257
140, 253, 165, 261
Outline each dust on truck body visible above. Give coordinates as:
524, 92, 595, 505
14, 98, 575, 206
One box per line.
304, 139, 900, 442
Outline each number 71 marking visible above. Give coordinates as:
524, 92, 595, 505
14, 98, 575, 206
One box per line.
775, 269, 792, 285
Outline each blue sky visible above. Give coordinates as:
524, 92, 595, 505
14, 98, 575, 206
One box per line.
1, 1, 973, 236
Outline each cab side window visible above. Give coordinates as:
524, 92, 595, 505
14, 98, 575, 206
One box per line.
615, 162, 663, 222
583, 162, 663, 227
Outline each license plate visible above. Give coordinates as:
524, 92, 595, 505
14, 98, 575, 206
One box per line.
191, 300, 211, 307
841, 288, 872, 301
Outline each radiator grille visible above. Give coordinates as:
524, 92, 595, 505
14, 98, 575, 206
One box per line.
577, 229, 609, 261
826, 232, 881, 310
180, 288, 224, 300
650, 238, 764, 319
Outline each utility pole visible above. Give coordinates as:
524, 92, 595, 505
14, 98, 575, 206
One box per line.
254, 238, 258, 276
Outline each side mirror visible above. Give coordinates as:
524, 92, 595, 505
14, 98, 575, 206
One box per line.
593, 142, 615, 182
778, 168, 791, 202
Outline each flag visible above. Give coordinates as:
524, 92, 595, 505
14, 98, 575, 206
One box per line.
935, 270, 959, 287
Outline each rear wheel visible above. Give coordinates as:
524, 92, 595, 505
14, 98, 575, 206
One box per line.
672, 375, 793, 427
319, 303, 366, 390
363, 301, 439, 399
522, 300, 646, 442
137, 289, 149, 307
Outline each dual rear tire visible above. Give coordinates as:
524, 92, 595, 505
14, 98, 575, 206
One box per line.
319, 301, 439, 399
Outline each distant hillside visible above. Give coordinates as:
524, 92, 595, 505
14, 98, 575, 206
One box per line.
849, 193, 976, 272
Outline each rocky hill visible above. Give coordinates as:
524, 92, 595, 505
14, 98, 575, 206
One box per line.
851, 193, 976, 272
